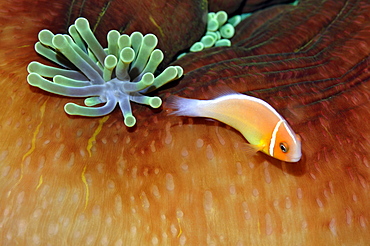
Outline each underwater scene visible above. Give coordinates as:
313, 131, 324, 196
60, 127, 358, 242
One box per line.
0, 0, 369, 245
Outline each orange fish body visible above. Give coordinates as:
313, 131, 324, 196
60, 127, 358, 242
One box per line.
167, 92, 302, 162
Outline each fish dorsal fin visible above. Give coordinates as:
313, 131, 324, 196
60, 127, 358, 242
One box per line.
206, 85, 244, 100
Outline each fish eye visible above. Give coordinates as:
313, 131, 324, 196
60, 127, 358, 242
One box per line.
279, 142, 289, 153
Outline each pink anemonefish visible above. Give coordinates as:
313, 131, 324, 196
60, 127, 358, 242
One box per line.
167, 91, 302, 162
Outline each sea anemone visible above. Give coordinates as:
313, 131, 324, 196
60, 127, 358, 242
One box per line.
177, 10, 245, 60
2, 0, 370, 245
27, 17, 183, 127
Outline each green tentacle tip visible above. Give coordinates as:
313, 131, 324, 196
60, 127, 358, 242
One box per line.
207, 19, 219, 32
141, 73, 155, 85
84, 97, 103, 106
26, 17, 183, 127
175, 66, 183, 77
107, 30, 120, 43
38, 29, 54, 46
190, 42, 204, 52
201, 35, 216, 48
228, 15, 242, 27
27, 73, 41, 87
52, 34, 68, 49
215, 11, 228, 26
118, 35, 131, 49
215, 39, 231, 47
220, 24, 235, 39
124, 115, 136, 127
75, 17, 89, 30
143, 33, 158, 47
120, 47, 135, 63
104, 55, 117, 69
177, 10, 245, 59
203, 10, 237, 46
291, 0, 300, 6
27, 61, 38, 73
63, 103, 80, 115
149, 97, 162, 108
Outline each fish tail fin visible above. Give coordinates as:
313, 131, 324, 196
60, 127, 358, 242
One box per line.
166, 96, 203, 117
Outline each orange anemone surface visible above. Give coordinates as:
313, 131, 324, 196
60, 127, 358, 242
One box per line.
1, 0, 370, 245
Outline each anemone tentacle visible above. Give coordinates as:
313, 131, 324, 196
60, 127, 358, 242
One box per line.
177, 10, 249, 59
27, 17, 183, 127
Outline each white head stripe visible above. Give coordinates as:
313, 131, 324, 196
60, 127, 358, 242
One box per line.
283, 121, 297, 145
269, 120, 284, 156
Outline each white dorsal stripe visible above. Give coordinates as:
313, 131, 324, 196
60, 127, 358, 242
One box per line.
269, 120, 284, 156
213, 94, 284, 121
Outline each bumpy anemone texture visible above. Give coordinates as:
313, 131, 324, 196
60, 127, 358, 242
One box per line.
27, 17, 183, 127
1, 0, 370, 245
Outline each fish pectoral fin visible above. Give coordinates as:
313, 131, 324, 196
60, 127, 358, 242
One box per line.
240, 143, 265, 156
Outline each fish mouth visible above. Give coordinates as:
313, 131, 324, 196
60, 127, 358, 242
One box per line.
288, 156, 301, 162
